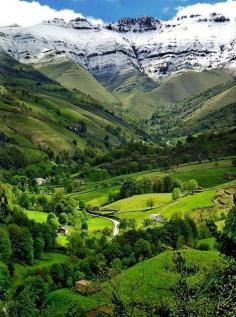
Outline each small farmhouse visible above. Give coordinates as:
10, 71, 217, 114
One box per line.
224, 173, 235, 181
36, 177, 47, 186
57, 226, 68, 235
149, 214, 165, 223
195, 186, 204, 193
74, 280, 97, 295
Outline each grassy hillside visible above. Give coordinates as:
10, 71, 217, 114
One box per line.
150, 80, 236, 137
0, 51, 137, 165
46, 250, 220, 314
112, 69, 234, 120
36, 58, 120, 108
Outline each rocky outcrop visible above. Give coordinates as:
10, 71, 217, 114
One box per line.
0, 10, 235, 82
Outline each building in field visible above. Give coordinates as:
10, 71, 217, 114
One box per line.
36, 177, 47, 186
57, 226, 68, 235
149, 214, 165, 223
75, 280, 97, 295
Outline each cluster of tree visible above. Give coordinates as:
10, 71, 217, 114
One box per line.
0, 183, 57, 268
93, 130, 236, 177
100, 205, 236, 317
108, 176, 198, 204
63, 215, 199, 278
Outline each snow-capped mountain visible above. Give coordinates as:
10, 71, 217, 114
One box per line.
0, 10, 236, 82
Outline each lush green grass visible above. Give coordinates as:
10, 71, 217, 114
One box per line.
118, 190, 215, 226
88, 217, 113, 232
46, 250, 220, 314
56, 217, 114, 248
25, 210, 48, 223
174, 159, 233, 173
104, 193, 172, 212
154, 190, 215, 218
47, 288, 100, 316
174, 166, 236, 188
197, 238, 217, 250
33, 252, 68, 269
114, 249, 220, 303
70, 186, 120, 206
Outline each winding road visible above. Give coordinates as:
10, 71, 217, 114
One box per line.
89, 212, 120, 236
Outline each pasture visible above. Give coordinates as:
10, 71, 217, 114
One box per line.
102, 193, 172, 212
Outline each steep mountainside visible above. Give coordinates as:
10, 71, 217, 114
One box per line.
0, 51, 140, 165
112, 69, 234, 119
35, 57, 120, 109
148, 81, 236, 138
0, 7, 235, 121
0, 4, 235, 135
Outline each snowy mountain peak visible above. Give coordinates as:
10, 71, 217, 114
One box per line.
0, 7, 236, 82
43, 17, 96, 30
110, 16, 162, 33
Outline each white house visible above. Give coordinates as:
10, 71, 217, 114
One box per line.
149, 214, 165, 223
36, 178, 47, 186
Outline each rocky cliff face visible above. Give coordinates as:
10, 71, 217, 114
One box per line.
0, 9, 235, 82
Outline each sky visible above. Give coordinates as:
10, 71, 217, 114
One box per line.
0, 0, 235, 27
32, 0, 230, 21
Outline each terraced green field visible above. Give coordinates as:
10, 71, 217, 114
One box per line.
118, 190, 215, 226
70, 186, 120, 206
103, 193, 172, 212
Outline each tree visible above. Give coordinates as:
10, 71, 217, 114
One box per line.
0, 261, 10, 299
89, 168, 109, 181
146, 198, 155, 209
34, 236, 45, 259
119, 177, 140, 198
0, 226, 12, 263
37, 195, 49, 211
8, 224, 34, 265
167, 252, 210, 316
8, 288, 39, 317
0, 183, 12, 222
64, 302, 85, 317
68, 232, 87, 258
66, 182, 74, 194
134, 239, 153, 261
172, 188, 181, 201
176, 235, 185, 249
188, 179, 198, 194
59, 213, 69, 225
18, 191, 30, 209
79, 200, 86, 210
139, 176, 153, 194
163, 176, 173, 193
219, 207, 236, 259
172, 179, 183, 191
41, 223, 57, 250
47, 212, 59, 229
